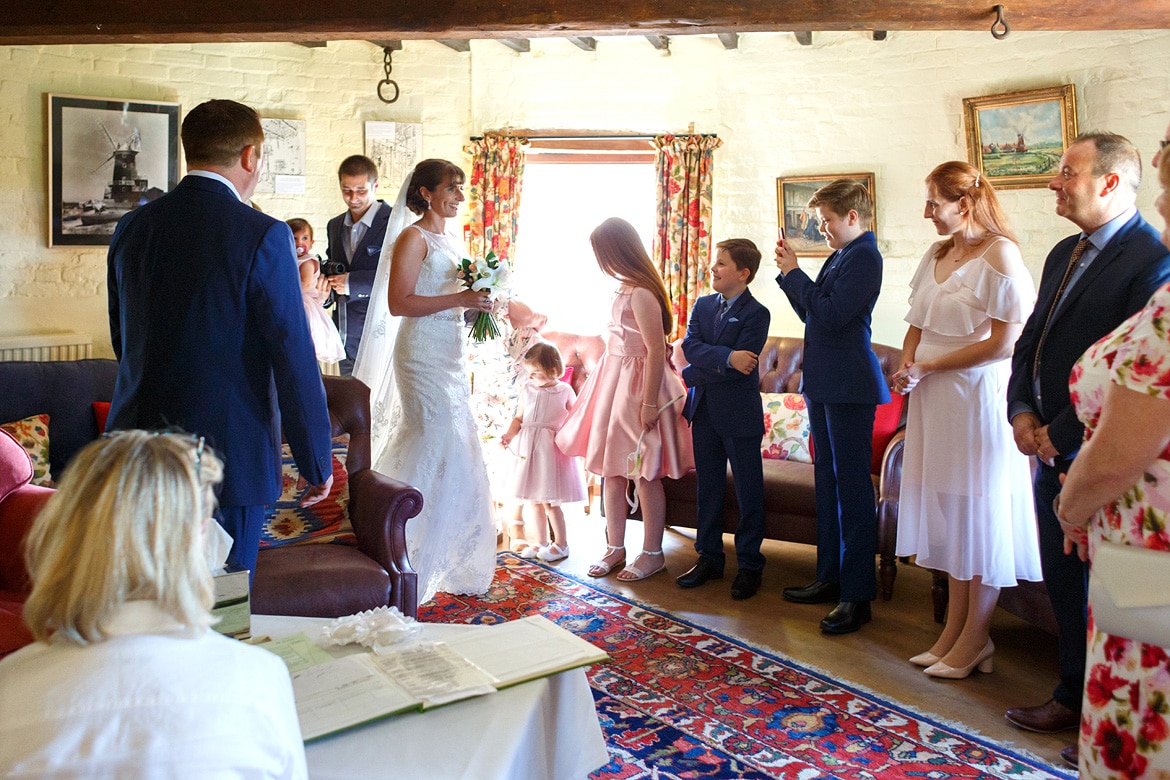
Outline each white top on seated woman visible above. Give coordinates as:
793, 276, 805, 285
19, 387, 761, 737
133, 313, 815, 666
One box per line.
0, 430, 307, 779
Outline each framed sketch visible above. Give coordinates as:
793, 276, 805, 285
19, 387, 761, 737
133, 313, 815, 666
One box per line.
255, 118, 307, 195
47, 94, 180, 246
963, 85, 1077, 190
775, 173, 877, 257
364, 121, 422, 190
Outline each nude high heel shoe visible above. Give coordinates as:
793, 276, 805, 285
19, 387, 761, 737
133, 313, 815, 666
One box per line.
923, 640, 995, 679
908, 651, 941, 667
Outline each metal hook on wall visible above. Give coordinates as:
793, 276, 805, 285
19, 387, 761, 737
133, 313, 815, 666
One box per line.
377, 47, 400, 104
990, 5, 1011, 39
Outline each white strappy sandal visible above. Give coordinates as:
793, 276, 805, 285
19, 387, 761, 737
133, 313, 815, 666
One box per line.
588, 545, 625, 578
616, 550, 666, 582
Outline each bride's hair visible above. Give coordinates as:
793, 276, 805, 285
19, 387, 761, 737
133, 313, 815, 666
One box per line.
590, 217, 673, 337
406, 159, 466, 215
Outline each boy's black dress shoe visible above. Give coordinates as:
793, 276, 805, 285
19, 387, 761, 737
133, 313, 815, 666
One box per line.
820, 601, 871, 634
675, 557, 723, 588
782, 580, 840, 604
730, 570, 762, 600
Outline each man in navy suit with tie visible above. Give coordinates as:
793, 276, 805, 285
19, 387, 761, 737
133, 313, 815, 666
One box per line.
774, 179, 890, 635
107, 99, 334, 576
323, 155, 393, 375
676, 239, 771, 600
1005, 133, 1170, 760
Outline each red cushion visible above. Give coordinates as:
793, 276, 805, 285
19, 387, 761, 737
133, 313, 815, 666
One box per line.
92, 401, 111, 433
0, 429, 33, 503
871, 393, 905, 473
559, 366, 574, 385
804, 392, 904, 474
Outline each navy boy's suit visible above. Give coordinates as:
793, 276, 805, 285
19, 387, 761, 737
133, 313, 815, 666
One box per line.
682, 289, 771, 573
108, 174, 333, 573
326, 200, 392, 374
1007, 210, 1170, 714
777, 231, 890, 602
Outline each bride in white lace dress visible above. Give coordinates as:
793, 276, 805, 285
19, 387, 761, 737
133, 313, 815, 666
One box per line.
352, 159, 497, 605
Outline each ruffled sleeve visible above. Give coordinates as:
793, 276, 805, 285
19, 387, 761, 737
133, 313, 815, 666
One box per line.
962, 247, 1035, 325
907, 238, 1034, 337
904, 243, 943, 328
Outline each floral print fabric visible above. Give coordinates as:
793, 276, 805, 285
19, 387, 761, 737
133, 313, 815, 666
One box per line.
653, 134, 721, 342
1070, 282, 1170, 778
465, 135, 528, 268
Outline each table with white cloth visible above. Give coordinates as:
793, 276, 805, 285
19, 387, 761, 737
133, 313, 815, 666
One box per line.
253, 615, 610, 780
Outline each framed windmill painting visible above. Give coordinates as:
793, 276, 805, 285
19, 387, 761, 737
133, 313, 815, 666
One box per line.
47, 94, 181, 246
962, 85, 1077, 190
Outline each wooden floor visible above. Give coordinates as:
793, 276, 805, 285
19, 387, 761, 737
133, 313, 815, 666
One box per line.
498, 503, 1075, 772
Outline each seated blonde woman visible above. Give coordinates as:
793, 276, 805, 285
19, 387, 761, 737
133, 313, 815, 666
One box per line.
0, 431, 306, 778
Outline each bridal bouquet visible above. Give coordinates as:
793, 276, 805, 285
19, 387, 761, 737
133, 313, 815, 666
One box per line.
456, 250, 512, 343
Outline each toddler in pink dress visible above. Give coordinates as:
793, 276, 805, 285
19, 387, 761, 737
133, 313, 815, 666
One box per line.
500, 342, 586, 563
556, 218, 693, 582
287, 218, 345, 365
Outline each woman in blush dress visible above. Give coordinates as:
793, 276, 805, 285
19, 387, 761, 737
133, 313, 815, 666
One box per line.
351, 159, 497, 606
556, 217, 693, 582
1055, 132, 1170, 779
893, 161, 1042, 679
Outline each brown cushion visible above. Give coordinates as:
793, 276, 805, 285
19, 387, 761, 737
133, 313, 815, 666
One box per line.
252, 544, 391, 619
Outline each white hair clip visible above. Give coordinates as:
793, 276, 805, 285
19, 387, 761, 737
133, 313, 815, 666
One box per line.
974, 173, 981, 188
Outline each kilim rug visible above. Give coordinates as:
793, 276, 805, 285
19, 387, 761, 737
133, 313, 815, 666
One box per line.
420, 553, 1075, 780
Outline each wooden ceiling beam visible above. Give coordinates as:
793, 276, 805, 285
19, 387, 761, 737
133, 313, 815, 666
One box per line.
0, 0, 1163, 45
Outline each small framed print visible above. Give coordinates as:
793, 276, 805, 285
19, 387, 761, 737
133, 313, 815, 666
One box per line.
775, 173, 877, 257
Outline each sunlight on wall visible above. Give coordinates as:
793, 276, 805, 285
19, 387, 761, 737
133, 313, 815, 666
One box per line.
512, 163, 657, 335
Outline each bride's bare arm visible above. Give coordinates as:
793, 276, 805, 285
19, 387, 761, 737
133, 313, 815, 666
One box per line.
387, 229, 489, 317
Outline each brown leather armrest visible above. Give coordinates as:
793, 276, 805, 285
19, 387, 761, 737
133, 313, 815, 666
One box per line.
347, 468, 422, 617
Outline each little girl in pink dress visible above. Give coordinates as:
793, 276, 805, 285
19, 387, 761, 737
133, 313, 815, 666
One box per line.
556, 218, 693, 582
287, 218, 345, 365
500, 342, 586, 563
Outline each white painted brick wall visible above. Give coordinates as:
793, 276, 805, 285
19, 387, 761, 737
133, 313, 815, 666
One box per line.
1, 31, 1168, 356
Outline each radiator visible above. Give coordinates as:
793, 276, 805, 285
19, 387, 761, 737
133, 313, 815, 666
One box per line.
0, 332, 93, 362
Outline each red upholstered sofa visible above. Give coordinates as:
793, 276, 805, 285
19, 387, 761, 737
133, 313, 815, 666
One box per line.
0, 428, 49, 657
540, 332, 908, 600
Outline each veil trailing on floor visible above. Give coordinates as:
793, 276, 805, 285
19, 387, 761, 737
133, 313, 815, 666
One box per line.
350, 171, 414, 461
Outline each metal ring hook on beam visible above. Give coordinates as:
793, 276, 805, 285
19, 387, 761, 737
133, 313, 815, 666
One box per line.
378, 79, 399, 104
990, 5, 1011, 39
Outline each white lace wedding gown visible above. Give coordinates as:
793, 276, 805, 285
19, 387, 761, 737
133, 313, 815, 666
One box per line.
367, 225, 496, 605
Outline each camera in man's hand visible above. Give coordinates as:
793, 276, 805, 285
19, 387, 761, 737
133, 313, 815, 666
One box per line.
320, 260, 347, 277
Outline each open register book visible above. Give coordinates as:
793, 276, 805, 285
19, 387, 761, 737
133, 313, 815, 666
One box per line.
263, 615, 609, 742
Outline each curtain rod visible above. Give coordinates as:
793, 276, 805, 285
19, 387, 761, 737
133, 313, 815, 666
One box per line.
469, 133, 718, 141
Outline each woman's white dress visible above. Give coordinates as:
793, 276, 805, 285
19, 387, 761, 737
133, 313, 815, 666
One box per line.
895, 238, 1042, 587
366, 225, 496, 604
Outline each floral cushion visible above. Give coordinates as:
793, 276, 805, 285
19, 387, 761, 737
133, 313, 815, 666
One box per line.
761, 393, 813, 463
259, 436, 353, 548
0, 415, 51, 487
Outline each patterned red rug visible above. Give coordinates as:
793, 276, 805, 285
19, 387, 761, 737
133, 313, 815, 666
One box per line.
421, 554, 1073, 780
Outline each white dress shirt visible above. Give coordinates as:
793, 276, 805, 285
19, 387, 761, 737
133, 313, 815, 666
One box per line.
0, 601, 307, 779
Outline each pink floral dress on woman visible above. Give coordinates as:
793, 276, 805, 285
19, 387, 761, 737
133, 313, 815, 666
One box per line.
1069, 284, 1170, 779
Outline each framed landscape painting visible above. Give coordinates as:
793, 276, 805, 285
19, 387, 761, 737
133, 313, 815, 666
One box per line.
775, 173, 877, 257
962, 85, 1077, 190
47, 94, 181, 246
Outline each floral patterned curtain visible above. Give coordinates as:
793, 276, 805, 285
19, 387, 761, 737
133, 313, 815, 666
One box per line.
464, 134, 529, 266
652, 134, 722, 341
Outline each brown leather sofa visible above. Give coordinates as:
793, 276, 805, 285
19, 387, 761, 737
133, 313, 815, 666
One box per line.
541, 332, 908, 600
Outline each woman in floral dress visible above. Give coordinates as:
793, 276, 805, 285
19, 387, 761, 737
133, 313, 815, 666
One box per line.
1056, 138, 1170, 778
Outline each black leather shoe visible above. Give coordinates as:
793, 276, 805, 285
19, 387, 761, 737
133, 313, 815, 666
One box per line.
675, 557, 723, 589
782, 580, 840, 604
819, 600, 872, 635
730, 570, 762, 600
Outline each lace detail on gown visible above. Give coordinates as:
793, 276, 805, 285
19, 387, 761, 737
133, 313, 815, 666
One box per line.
369, 226, 496, 604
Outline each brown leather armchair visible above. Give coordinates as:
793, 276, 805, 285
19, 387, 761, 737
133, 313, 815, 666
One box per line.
251, 376, 423, 619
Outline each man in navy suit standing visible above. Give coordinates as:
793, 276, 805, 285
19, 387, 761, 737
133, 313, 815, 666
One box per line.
1005, 133, 1170, 764
107, 99, 333, 576
676, 238, 771, 600
323, 155, 393, 376
774, 179, 890, 635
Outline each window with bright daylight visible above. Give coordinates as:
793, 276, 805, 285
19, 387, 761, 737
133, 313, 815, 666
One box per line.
511, 138, 656, 335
